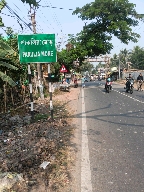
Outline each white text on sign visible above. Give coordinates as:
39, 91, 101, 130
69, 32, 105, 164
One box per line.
22, 51, 54, 57
20, 38, 53, 46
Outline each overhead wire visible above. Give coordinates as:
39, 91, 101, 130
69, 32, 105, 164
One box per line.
5, 3, 32, 31
39, 4, 73, 11
13, 1, 44, 34
0, 9, 24, 34
44, 0, 66, 48
4, 1, 142, 53
0, 0, 66, 50
15, 0, 60, 34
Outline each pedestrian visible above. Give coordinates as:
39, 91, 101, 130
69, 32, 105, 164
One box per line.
137, 73, 143, 91
81, 75, 85, 88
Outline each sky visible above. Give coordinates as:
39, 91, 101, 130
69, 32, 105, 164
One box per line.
1, 0, 144, 59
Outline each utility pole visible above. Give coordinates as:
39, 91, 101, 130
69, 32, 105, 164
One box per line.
118, 56, 120, 79
31, 12, 44, 99
113, 55, 121, 79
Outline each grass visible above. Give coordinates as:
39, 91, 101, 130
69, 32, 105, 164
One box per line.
34, 113, 49, 122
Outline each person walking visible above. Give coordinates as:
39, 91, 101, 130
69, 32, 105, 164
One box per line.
81, 76, 85, 88
137, 73, 143, 91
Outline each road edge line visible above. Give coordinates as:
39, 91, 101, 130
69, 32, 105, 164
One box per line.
81, 88, 92, 192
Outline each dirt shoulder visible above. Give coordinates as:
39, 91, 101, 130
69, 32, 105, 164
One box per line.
53, 87, 81, 192
0, 87, 81, 192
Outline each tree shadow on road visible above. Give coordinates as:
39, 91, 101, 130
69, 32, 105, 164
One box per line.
67, 103, 144, 128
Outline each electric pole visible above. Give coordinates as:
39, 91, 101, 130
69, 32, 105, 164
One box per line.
31, 12, 44, 99
118, 56, 120, 79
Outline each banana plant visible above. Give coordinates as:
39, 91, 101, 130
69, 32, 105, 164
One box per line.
0, 39, 18, 92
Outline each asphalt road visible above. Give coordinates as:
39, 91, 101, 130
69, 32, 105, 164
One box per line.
80, 80, 144, 192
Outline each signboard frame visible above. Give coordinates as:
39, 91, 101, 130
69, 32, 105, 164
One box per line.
18, 34, 56, 63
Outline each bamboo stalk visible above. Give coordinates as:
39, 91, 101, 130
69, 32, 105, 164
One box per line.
3, 71, 7, 113
10, 87, 14, 106
3, 83, 6, 113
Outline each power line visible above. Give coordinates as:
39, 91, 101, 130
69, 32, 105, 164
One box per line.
5, 3, 32, 31
42, 0, 64, 48
0, 12, 15, 17
46, 0, 63, 30
39, 4, 73, 11
13, 1, 44, 33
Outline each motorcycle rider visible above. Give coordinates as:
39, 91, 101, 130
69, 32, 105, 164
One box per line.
74, 75, 78, 88
105, 74, 112, 89
137, 73, 143, 91
125, 73, 134, 91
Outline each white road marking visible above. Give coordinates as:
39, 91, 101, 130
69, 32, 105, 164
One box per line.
97, 84, 144, 104
81, 89, 92, 192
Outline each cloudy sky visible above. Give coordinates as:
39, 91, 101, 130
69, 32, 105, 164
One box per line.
1, 0, 144, 58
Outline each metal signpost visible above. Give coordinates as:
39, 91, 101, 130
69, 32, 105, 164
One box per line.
18, 34, 56, 121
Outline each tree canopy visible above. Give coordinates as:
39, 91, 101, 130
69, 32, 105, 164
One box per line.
20, 0, 38, 6
73, 0, 143, 56
129, 46, 144, 70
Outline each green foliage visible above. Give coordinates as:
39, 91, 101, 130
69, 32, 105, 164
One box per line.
0, 0, 6, 27
34, 113, 49, 122
96, 62, 105, 71
73, 0, 142, 56
20, 0, 38, 6
129, 46, 144, 69
0, 71, 16, 86
80, 62, 94, 73
0, 61, 18, 70
2, 28, 30, 85
111, 46, 144, 70
0, 39, 18, 86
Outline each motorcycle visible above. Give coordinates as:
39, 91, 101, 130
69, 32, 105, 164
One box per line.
125, 79, 134, 94
105, 80, 112, 93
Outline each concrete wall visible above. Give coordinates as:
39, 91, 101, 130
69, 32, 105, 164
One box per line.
122, 71, 144, 80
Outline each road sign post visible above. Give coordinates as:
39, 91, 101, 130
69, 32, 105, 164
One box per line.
28, 64, 34, 121
60, 64, 68, 73
18, 34, 56, 120
48, 63, 53, 120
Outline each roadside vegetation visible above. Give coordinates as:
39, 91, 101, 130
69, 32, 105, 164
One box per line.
0, 0, 144, 191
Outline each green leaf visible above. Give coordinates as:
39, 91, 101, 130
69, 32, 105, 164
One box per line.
21, 0, 38, 6
0, 39, 15, 54
0, 71, 16, 86
0, 61, 18, 70
0, 0, 6, 10
72, 0, 141, 56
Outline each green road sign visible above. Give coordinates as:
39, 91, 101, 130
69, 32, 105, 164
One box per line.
18, 34, 56, 63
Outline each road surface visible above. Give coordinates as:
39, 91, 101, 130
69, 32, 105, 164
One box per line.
77, 80, 144, 192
